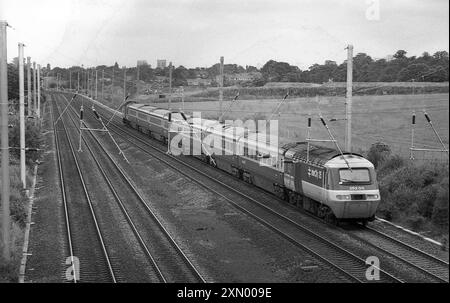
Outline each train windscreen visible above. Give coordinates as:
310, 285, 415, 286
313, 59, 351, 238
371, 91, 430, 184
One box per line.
338, 168, 371, 184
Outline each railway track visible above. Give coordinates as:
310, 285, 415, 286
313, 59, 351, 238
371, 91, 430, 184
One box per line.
51, 94, 117, 282
56, 93, 206, 283
64, 93, 407, 283
345, 224, 449, 282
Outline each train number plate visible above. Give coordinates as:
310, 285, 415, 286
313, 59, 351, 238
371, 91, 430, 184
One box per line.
349, 186, 365, 190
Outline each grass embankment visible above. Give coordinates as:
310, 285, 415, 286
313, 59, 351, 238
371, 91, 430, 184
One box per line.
0, 108, 43, 282
368, 144, 449, 246
184, 82, 449, 101
0, 162, 34, 282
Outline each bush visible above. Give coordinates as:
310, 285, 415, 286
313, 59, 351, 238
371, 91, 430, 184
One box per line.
0, 165, 29, 228
367, 142, 391, 169
431, 177, 449, 231
375, 151, 449, 237
8, 115, 43, 164
378, 154, 405, 176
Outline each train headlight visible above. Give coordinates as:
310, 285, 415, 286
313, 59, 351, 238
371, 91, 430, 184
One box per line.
336, 194, 351, 200
366, 194, 379, 200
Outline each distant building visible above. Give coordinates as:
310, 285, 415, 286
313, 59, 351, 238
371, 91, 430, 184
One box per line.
157, 59, 167, 69
12, 57, 19, 68
137, 60, 149, 67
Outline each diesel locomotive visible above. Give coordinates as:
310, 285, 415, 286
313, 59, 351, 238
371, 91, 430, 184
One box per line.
122, 101, 380, 224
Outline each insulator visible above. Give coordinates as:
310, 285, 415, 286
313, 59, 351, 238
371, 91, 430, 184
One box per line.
412, 114, 416, 125
80, 110, 83, 120
308, 117, 311, 127
424, 112, 431, 123
93, 109, 99, 119
320, 117, 327, 126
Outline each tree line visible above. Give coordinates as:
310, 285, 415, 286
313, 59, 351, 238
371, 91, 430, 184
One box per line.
7, 49, 449, 97
260, 50, 449, 84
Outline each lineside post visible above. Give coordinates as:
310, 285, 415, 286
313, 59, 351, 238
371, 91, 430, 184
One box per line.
37, 64, 41, 119
345, 44, 353, 152
101, 69, 104, 101
95, 69, 98, 100
33, 62, 37, 115
123, 66, 126, 101
219, 56, 224, 118
410, 111, 416, 159
168, 62, 172, 110
19, 43, 26, 188
26, 57, 31, 116
0, 20, 11, 262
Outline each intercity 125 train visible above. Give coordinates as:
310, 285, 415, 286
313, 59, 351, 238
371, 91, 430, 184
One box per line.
122, 101, 381, 224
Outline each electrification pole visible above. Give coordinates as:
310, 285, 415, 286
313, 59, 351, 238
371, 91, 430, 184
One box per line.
123, 67, 126, 100
101, 69, 104, 100
37, 64, 41, 119
85, 70, 88, 95
0, 20, 11, 261
91, 68, 94, 96
18, 43, 26, 189
181, 86, 185, 112
27, 57, 31, 115
33, 62, 37, 114
168, 62, 172, 110
136, 60, 139, 81
95, 69, 98, 100
345, 44, 353, 152
112, 66, 115, 98
77, 72, 80, 92
219, 56, 224, 118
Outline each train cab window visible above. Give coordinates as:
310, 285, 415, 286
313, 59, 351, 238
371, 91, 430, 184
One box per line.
339, 168, 371, 184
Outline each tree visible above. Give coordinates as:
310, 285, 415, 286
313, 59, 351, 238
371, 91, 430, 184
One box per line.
246, 65, 258, 72
367, 142, 391, 169
433, 51, 449, 61
394, 50, 407, 60
7, 63, 19, 100
397, 63, 431, 81
261, 60, 302, 82
353, 53, 374, 81
378, 65, 399, 82
173, 65, 188, 86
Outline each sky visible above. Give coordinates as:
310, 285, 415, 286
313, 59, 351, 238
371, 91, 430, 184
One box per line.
0, 0, 448, 69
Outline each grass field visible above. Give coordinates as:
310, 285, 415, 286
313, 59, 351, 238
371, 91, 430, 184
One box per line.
155, 93, 449, 160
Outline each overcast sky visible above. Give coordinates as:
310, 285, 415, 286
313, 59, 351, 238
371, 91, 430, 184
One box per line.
1, 0, 448, 69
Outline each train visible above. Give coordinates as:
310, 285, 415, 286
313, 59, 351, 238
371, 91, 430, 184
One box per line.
122, 101, 381, 224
